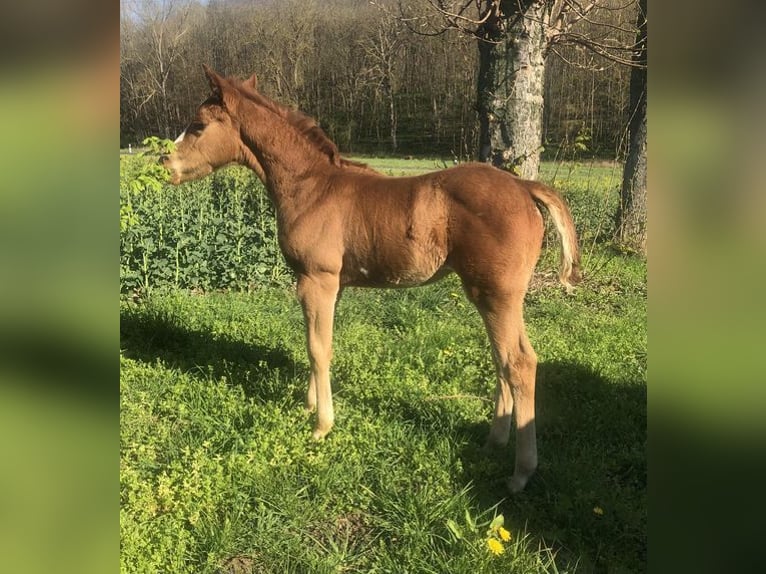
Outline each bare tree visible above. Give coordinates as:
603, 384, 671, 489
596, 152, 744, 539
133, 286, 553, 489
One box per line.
394, 0, 643, 179
120, 0, 635, 166
615, 0, 646, 253
361, 16, 405, 152
120, 0, 197, 137
475, 1, 547, 178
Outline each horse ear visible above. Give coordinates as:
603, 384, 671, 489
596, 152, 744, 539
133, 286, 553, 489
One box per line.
243, 73, 259, 92
202, 64, 223, 96
202, 64, 239, 113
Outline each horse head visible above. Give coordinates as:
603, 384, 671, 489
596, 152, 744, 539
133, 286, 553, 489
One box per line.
160, 65, 259, 184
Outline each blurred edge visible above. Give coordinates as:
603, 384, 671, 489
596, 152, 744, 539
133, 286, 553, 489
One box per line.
0, 2, 117, 574
651, 0, 766, 572
3, 0, 766, 572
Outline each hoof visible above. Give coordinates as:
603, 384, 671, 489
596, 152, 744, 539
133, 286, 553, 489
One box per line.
506, 474, 530, 493
506, 462, 536, 493
311, 427, 331, 440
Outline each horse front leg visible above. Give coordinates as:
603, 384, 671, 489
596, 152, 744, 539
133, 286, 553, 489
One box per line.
304, 287, 343, 413
297, 272, 340, 439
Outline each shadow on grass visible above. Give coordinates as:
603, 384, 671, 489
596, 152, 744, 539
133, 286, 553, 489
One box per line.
121, 304, 645, 572
459, 361, 646, 573
120, 305, 305, 404
374, 359, 646, 572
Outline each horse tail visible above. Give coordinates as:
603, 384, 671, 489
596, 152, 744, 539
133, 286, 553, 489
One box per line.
529, 183, 582, 293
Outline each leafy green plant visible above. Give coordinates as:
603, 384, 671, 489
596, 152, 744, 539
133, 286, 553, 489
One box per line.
120, 149, 290, 295
120, 156, 628, 295
120, 138, 173, 233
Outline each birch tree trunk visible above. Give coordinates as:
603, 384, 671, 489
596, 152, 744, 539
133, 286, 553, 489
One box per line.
477, 1, 546, 180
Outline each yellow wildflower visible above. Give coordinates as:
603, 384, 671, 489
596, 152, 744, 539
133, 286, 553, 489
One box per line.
498, 526, 511, 542
487, 538, 505, 555
593, 506, 604, 515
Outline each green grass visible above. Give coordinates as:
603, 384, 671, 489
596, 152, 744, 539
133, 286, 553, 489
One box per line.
121, 154, 644, 572
120, 251, 646, 573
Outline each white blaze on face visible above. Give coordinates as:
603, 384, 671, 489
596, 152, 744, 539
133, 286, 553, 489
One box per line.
173, 131, 186, 145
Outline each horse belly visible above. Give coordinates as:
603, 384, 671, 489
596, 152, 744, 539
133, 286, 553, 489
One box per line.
379, 256, 447, 287
344, 235, 448, 287
344, 185, 450, 287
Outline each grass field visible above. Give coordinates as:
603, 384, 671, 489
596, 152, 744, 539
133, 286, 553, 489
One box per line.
120, 158, 646, 573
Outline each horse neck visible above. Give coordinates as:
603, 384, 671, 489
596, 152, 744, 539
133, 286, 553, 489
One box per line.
237, 99, 329, 211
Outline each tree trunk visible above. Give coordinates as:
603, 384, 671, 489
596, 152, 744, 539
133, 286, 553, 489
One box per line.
385, 77, 398, 152
616, 0, 647, 254
477, 1, 546, 180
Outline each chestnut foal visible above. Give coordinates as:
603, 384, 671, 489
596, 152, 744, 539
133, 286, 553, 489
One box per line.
161, 66, 581, 492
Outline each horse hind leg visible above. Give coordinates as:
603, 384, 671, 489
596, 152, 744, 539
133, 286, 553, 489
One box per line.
473, 289, 539, 493
507, 329, 538, 493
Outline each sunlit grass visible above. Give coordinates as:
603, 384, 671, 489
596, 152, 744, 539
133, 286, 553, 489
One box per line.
120, 151, 643, 573
120, 248, 645, 573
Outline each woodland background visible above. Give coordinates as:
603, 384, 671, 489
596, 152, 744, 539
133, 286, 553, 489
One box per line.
120, 0, 637, 162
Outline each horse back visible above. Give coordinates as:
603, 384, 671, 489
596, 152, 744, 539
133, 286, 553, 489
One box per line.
336, 163, 542, 288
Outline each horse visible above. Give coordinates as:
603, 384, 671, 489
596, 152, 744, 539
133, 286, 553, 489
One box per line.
160, 65, 581, 492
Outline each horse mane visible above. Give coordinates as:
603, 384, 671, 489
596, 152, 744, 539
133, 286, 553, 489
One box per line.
234, 78, 373, 172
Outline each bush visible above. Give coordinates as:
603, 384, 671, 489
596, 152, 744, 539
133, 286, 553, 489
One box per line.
120, 155, 291, 294
120, 155, 621, 295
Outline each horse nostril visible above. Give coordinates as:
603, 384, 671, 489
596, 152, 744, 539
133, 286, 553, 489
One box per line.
158, 155, 169, 165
